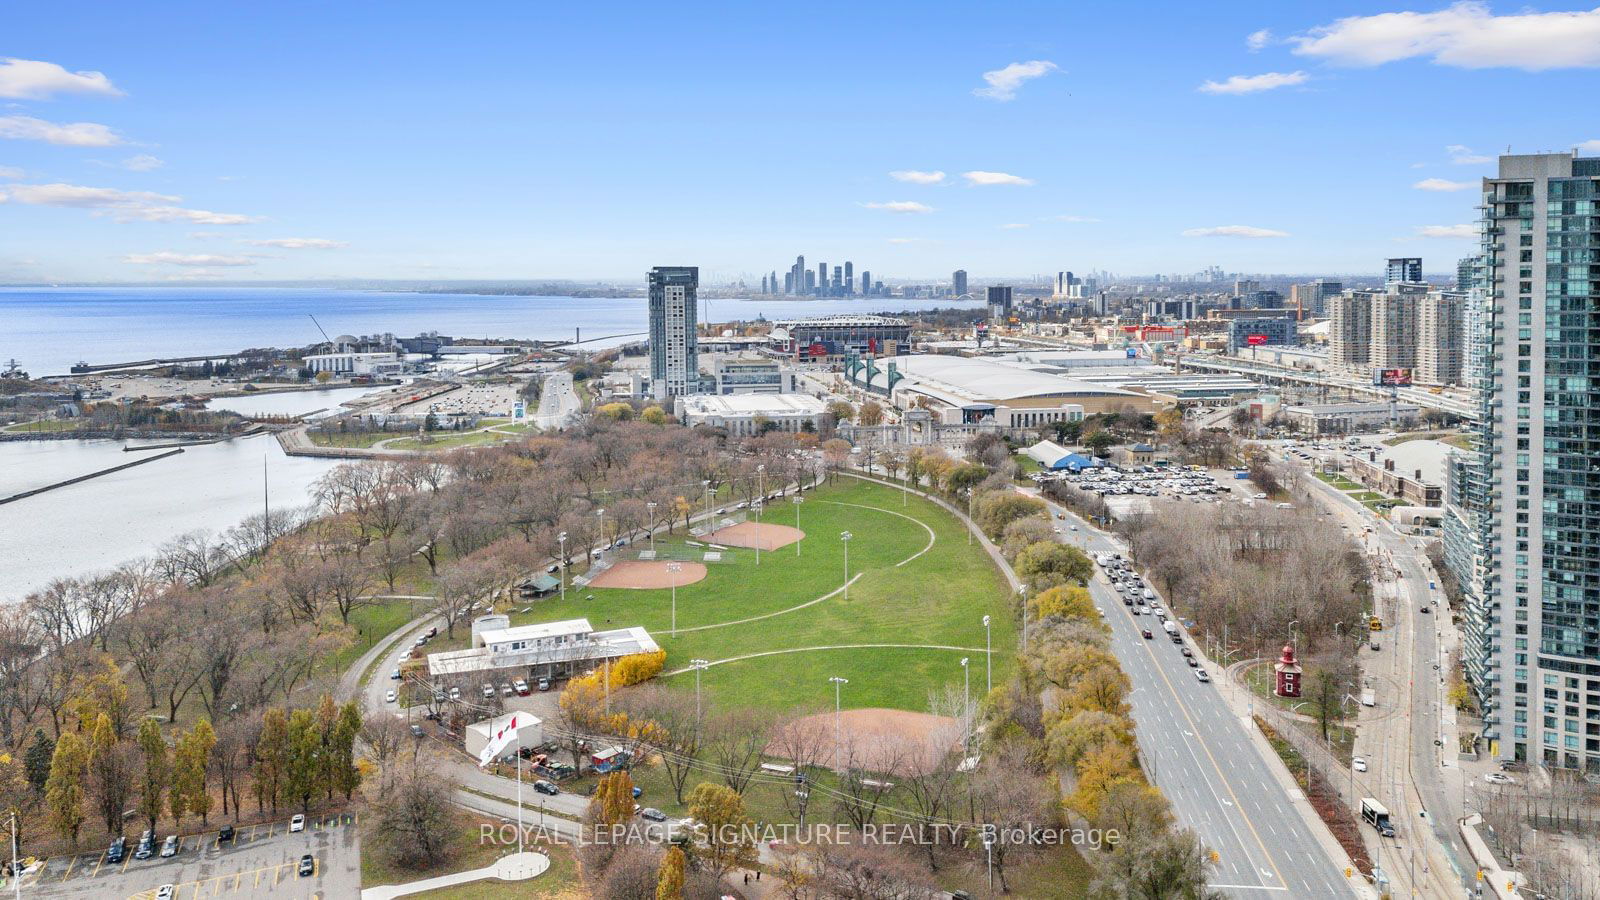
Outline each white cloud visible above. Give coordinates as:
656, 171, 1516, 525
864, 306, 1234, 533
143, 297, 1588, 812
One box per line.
244, 238, 347, 250
1418, 224, 1477, 238
999, 223, 1030, 229
125, 251, 256, 267
1414, 177, 1474, 191
972, 60, 1057, 101
1447, 144, 1492, 164
1293, 2, 1600, 70
1, 182, 260, 225
1182, 225, 1290, 238
119, 154, 162, 172
1049, 214, 1101, 223
886, 237, 923, 244
1576, 139, 1600, 153
1198, 71, 1309, 94
962, 171, 1034, 186
889, 170, 946, 185
861, 201, 935, 214
1247, 29, 1273, 51
0, 115, 122, 147
0, 58, 122, 100
0, 165, 22, 179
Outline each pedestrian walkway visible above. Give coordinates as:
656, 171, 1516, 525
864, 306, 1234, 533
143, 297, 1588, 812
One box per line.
360, 850, 550, 899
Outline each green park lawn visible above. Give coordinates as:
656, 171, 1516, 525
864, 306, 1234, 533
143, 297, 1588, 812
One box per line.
388, 429, 518, 452
307, 429, 408, 448
505, 478, 1016, 714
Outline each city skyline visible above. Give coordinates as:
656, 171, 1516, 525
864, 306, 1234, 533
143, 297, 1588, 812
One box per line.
6, 2, 1600, 282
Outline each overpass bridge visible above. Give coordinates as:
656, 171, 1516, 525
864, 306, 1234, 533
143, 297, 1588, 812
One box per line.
1173, 354, 1478, 420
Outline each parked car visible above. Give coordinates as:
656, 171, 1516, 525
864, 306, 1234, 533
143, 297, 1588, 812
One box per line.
298, 854, 315, 877
390, 668, 401, 680
501, 683, 514, 697
161, 834, 178, 857
289, 814, 306, 833
448, 687, 461, 701
1484, 772, 1515, 785
156, 887, 176, 900
482, 684, 495, 699
106, 837, 126, 864
218, 824, 236, 843
640, 807, 668, 822
135, 829, 155, 860
537, 679, 551, 692
533, 780, 560, 796
1352, 757, 1368, 773
410, 724, 424, 738
514, 679, 530, 695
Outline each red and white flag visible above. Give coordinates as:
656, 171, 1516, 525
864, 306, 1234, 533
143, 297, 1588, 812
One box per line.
477, 713, 523, 767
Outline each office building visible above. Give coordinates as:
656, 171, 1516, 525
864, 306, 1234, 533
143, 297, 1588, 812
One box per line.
832, 265, 842, 292
817, 262, 827, 294
1053, 271, 1076, 299
712, 355, 797, 394
952, 270, 968, 297
987, 285, 1013, 321
1449, 152, 1600, 771
860, 271, 871, 296
1227, 317, 1297, 353
1385, 257, 1423, 285
647, 266, 699, 401
783, 271, 794, 294
843, 261, 853, 295
302, 351, 404, 376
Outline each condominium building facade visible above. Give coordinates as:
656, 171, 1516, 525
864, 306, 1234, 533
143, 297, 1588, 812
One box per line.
1451, 152, 1600, 772
1416, 290, 1464, 385
1327, 282, 1464, 385
1326, 290, 1373, 370
648, 266, 699, 401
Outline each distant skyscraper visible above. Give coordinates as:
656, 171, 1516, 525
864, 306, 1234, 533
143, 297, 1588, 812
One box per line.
793, 256, 805, 296
647, 266, 699, 401
1386, 257, 1423, 284
843, 261, 854, 295
1053, 271, 1075, 299
832, 265, 842, 292
783, 271, 794, 294
1233, 279, 1261, 296
860, 271, 870, 295
817, 263, 827, 295
952, 270, 968, 296
986, 285, 1013, 321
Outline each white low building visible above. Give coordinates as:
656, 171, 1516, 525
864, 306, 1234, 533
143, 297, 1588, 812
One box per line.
302, 351, 404, 376
673, 392, 827, 436
427, 617, 659, 681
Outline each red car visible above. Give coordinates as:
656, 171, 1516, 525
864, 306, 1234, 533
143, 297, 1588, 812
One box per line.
1141, 629, 1153, 639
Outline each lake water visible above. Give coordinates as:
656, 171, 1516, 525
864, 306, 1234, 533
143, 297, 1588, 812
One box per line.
0, 286, 979, 599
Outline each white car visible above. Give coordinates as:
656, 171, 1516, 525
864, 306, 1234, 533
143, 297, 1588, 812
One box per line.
1352, 756, 1368, 772
289, 814, 306, 833
1253, 492, 1267, 500
1194, 669, 1211, 683
1484, 772, 1515, 785
385, 690, 397, 703
156, 887, 175, 900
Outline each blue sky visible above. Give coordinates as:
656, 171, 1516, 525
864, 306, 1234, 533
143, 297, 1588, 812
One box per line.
4, 1, 1600, 283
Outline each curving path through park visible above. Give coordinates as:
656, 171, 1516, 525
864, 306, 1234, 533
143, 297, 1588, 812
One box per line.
813, 500, 936, 567
661, 642, 992, 676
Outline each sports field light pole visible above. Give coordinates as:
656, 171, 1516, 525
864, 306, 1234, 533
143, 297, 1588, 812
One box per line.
557, 532, 568, 602
690, 659, 710, 719
647, 501, 658, 553
960, 657, 972, 754
982, 615, 992, 696
792, 496, 803, 557
828, 675, 849, 756
753, 501, 764, 565
702, 480, 712, 530
840, 531, 853, 600
667, 562, 682, 635
596, 508, 607, 557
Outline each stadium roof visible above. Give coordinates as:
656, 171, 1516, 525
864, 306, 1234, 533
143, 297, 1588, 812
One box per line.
886, 354, 1145, 405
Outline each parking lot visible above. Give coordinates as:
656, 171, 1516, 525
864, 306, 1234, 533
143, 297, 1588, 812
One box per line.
27, 813, 359, 899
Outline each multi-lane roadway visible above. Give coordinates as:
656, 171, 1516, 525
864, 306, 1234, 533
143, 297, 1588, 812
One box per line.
1033, 491, 1361, 898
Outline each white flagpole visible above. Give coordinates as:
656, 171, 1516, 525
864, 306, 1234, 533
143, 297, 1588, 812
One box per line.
516, 747, 524, 853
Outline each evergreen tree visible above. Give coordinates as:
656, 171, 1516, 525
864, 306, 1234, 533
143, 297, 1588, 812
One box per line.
24, 728, 54, 794
45, 731, 88, 846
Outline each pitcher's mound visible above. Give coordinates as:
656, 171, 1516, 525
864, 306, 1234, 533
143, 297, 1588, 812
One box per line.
705, 522, 804, 551
588, 560, 707, 590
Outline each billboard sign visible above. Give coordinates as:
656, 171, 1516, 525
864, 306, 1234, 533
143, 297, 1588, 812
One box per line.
1245, 334, 1270, 346
806, 341, 836, 359
1373, 368, 1413, 387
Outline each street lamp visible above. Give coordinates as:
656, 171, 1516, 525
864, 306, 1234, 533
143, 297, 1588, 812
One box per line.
557, 531, 568, 602
828, 675, 849, 757
960, 657, 972, 754
1288, 618, 1299, 652
596, 508, 607, 557
792, 496, 804, 557
702, 480, 712, 531
753, 501, 764, 566
982, 615, 992, 696
840, 531, 853, 600
690, 658, 710, 719
667, 562, 682, 635
647, 501, 658, 553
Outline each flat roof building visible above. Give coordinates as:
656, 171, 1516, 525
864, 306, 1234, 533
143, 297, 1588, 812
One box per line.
427, 617, 659, 680
673, 392, 827, 436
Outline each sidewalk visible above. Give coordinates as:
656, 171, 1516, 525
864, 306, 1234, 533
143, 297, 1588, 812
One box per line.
360, 850, 550, 899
